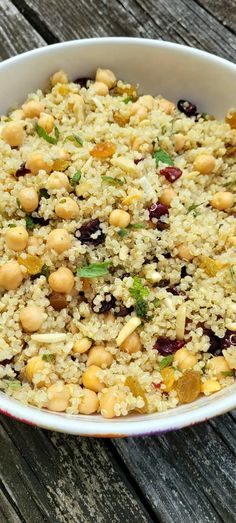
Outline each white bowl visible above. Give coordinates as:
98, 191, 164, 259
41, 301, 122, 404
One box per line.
0, 38, 236, 436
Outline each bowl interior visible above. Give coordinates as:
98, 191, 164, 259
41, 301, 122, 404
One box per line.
0, 38, 236, 435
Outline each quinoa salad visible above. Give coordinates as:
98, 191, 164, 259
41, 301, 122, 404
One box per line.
0, 67, 236, 419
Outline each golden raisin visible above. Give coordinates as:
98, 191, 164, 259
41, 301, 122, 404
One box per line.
90, 142, 116, 159
113, 111, 130, 127
115, 83, 138, 100
49, 292, 68, 311
82, 278, 90, 292
199, 256, 228, 277
176, 370, 201, 404
161, 367, 175, 392
17, 254, 43, 275
225, 110, 236, 129
125, 376, 147, 413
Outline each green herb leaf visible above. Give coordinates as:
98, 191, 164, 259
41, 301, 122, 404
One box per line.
128, 223, 146, 230
8, 223, 16, 228
159, 355, 174, 370
40, 264, 50, 279
35, 124, 59, 144
3, 378, 21, 390
66, 134, 83, 147
42, 354, 55, 362
187, 202, 204, 217
229, 266, 236, 285
101, 176, 125, 186
134, 298, 149, 319
153, 149, 174, 167
221, 370, 234, 377
77, 261, 111, 279
153, 298, 160, 308
118, 228, 128, 238
39, 188, 50, 199
129, 276, 149, 300
123, 96, 133, 104
71, 170, 82, 187
25, 215, 35, 230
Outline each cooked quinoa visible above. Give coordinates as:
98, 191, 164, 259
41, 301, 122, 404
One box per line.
0, 67, 236, 419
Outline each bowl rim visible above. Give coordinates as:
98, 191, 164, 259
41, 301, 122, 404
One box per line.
1, 37, 236, 436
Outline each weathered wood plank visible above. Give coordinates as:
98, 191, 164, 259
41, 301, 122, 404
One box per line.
0, 416, 153, 523
0, 487, 22, 523
0, 0, 45, 61
12, 0, 236, 62
196, 0, 236, 34
113, 417, 236, 523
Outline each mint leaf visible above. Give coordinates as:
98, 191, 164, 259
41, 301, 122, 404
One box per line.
159, 355, 173, 370
71, 170, 82, 187
25, 215, 35, 230
102, 176, 125, 186
40, 264, 50, 279
77, 261, 111, 278
153, 298, 160, 308
153, 149, 174, 166
66, 134, 83, 147
187, 203, 204, 217
128, 223, 146, 230
123, 96, 133, 104
35, 124, 59, 144
118, 228, 128, 238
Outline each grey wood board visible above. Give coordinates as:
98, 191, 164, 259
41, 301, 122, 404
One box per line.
0, 416, 153, 523
196, 0, 236, 34
0, 0, 45, 61
10, 0, 236, 62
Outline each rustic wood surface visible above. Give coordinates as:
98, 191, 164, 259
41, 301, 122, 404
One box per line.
0, 1, 236, 522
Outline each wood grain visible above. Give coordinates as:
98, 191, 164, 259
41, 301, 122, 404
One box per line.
196, 0, 236, 34
0, 0, 45, 61
11, 0, 236, 62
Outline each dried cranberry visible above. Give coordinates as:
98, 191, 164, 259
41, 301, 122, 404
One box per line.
180, 266, 187, 278
73, 77, 92, 87
158, 279, 170, 288
203, 328, 222, 355
177, 99, 197, 117
75, 219, 105, 246
156, 220, 169, 231
134, 158, 144, 165
160, 166, 182, 183
163, 252, 171, 259
152, 382, 162, 389
120, 272, 130, 280
149, 202, 169, 220
92, 294, 116, 314
49, 292, 67, 311
221, 330, 236, 350
115, 304, 134, 317
166, 286, 186, 297
15, 162, 30, 178
32, 216, 50, 226
154, 337, 185, 356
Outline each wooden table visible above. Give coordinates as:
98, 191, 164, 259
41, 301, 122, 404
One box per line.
0, 1, 236, 521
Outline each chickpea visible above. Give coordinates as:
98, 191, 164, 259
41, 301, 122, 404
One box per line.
201, 378, 221, 395
173, 133, 186, 152
18, 187, 39, 212
46, 229, 71, 254
120, 331, 142, 354
10, 109, 25, 121
19, 305, 45, 332
55, 197, 79, 220
137, 95, 154, 111
100, 388, 125, 419
210, 191, 234, 211
73, 337, 92, 354
5, 226, 28, 251
177, 244, 194, 261
38, 112, 54, 134
130, 103, 148, 121
48, 266, 74, 294
1, 121, 24, 147
50, 70, 68, 86
174, 348, 198, 371
46, 382, 70, 412
193, 154, 215, 174
26, 152, 51, 175
82, 365, 104, 392
79, 389, 99, 414
25, 355, 46, 383
0, 261, 23, 290
92, 81, 109, 96
109, 209, 131, 228
22, 100, 44, 118
47, 171, 70, 190
207, 356, 230, 378
87, 346, 113, 368
69, 94, 85, 121
158, 98, 175, 115
159, 188, 176, 207
95, 68, 116, 89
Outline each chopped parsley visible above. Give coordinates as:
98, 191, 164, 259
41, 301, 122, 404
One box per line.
77, 261, 111, 278
42, 354, 55, 362
123, 96, 133, 104
39, 188, 50, 199
118, 228, 128, 238
128, 223, 146, 230
129, 276, 150, 320
40, 264, 50, 279
25, 215, 35, 230
153, 149, 174, 167
159, 355, 174, 370
71, 170, 82, 187
66, 134, 83, 147
187, 202, 204, 217
153, 298, 160, 308
35, 123, 59, 144
102, 176, 125, 186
